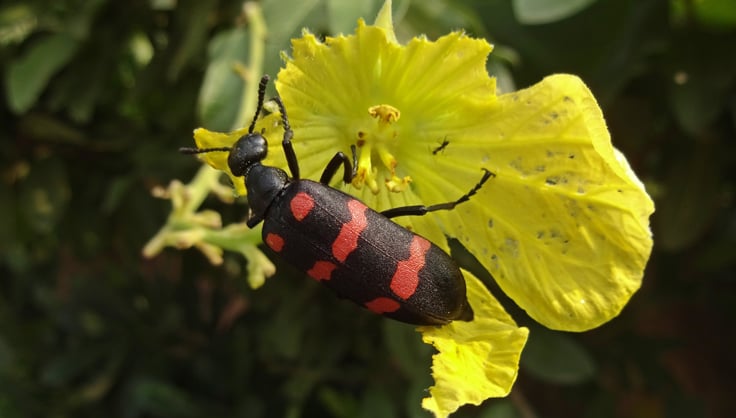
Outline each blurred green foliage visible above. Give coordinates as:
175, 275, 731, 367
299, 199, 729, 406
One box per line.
1, 0, 734, 417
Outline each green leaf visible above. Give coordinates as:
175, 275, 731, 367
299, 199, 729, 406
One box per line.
405, 0, 486, 38
478, 400, 522, 418
327, 0, 378, 35
672, 0, 736, 29
521, 327, 596, 384
102, 177, 134, 214
262, 0, 321, 77
198, 28, 250, 131
127, 377, 199, 417
0, 182, 16, 248
583, 392, 616, 418
512, 0, 599, 24
0, 336, 15, 373
359, 387, 397, 418
0, 4, 37, 45
5, 33, 79, 113
382, 320, 430, 377
263, 0, 321, 41
18, 157, 70, 234
670, 74, 729, 135
405, 379, 433, 418
58, 0, 106, 40
318, 387, 358, 418
656, 143, 722, 252
667, 31, 736, 135
41, 347, 104, 386
167, 0, 217, 81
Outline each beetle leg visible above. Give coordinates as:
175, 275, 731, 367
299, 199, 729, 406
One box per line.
320, 145, 357, 185
381, 169, 494, 219
272, 96, 300, 180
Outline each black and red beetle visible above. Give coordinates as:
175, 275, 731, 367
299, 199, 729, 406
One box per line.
182, 75, 493, 326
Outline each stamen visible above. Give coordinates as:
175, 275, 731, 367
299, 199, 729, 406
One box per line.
386, 175, 412, 192
377, 145, 397, 173
351, 104, 405, 194
369, 104, 401, 124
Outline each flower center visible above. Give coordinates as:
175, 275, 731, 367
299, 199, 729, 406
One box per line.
353, 104, 412, 194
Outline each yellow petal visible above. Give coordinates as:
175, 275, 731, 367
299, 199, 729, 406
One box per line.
192, 127, 249, 195
419, 270, 529, 418
274, 18, 496, 251
193, 112, 285, 196
426, 74, 654, 331
373, 0, 398, 44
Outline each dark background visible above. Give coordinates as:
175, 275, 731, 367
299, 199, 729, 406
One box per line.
1, 0, 734, 417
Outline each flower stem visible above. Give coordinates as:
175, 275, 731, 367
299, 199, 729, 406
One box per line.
143, 3, 270, 278
183, 165, 223, 213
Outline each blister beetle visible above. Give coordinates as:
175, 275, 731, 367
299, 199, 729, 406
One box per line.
181, 75, 493, 325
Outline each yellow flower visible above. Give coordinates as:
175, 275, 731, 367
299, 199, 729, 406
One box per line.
192, 0, 654, 416
272, 2, 654, 329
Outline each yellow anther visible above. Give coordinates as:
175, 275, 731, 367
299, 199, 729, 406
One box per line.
350, 104, 407, 194
368, 104, 401, 124
386, 175, 412, 192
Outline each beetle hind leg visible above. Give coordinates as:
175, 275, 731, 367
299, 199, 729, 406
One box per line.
380, 169, 495, 219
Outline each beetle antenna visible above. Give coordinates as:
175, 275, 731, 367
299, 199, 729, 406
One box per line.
248, 75, 270, 134
179, 147, 231, 155
273, 96, 291, 133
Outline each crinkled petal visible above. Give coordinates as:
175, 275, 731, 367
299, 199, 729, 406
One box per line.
193, 127, 249, 195
274, 20, 496, 251
276, 25, 495, 162
425, 74, 654, 331
419, 270, 528, 418
193, 112, 284, 196
273, 7, 654, 332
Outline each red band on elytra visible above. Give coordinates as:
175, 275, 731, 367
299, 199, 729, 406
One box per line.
390, 236, 431, 300
307, 260, 337, 281
332, 200, 368, 263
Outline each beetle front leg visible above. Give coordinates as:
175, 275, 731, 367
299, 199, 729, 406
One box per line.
319, 144, 357, 185
272, 96, 300, 180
